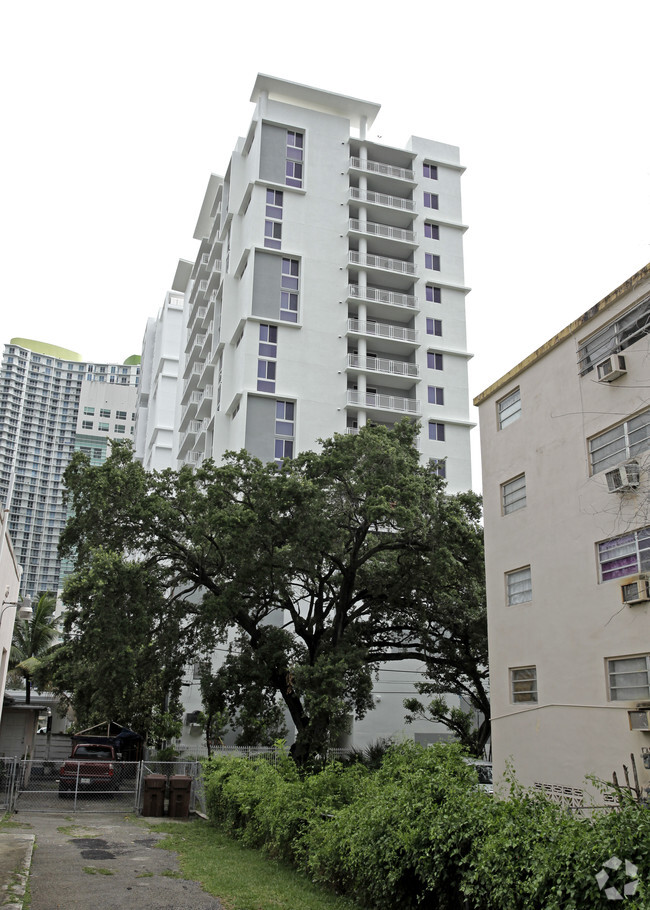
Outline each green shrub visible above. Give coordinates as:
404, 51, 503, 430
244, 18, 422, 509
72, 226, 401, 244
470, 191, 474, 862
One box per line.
202, 742, 650, 910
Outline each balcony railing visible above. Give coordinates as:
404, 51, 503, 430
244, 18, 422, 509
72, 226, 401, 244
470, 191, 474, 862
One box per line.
349, 251, 416, 276
347, 354, 419, 378
349, 157, 414, 181
347, 319, 419, 344
347, 390, 421, 415
349, 220, 416, 243
348, 284, 417, 310
349, 187, 415, 212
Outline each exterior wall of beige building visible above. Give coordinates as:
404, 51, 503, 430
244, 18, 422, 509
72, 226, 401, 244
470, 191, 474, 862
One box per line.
475, 263, 650, 805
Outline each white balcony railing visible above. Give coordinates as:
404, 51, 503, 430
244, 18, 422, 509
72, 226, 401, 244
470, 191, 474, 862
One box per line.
347, 319, 419, 344
348, 284, 417, 310
348, 220, 416, 243
347, 354, 419, 378
349, 157, 414, 181
348, 251, 416, 276
347, 390, 421, 415
349, 187, 415, 212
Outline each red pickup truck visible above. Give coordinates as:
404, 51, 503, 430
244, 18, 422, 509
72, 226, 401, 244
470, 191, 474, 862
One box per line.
58, 743, 118, 797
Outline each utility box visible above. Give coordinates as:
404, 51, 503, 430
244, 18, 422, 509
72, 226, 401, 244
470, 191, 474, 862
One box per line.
168, 775, 192, 819
142, 774, 166, 817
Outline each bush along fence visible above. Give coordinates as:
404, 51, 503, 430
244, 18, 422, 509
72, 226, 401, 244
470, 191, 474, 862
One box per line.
202, 742, 650, 910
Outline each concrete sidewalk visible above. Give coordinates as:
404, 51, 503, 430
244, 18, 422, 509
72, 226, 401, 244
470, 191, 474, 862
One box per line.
1, 812, 223, 910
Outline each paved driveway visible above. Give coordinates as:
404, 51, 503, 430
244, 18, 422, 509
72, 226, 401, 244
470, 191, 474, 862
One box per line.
17, 811, 223, 910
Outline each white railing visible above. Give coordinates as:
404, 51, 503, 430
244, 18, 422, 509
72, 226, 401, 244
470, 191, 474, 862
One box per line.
348, 284, 417, 309
346, 390, 420, 415
197, 306, 208, 321
347, 354, 419, 378
185, 451, 203, 466
349, 187, 415, 212
190, 391, 202, 405
349, 251, 416, 276
212, 260, 222, 273
349, 219, 416, 243
345, 427, 360, 435
347, 319, 418, 344
349, 157, 414, 181
202, 384, 213, 401
201, 253, 210, 266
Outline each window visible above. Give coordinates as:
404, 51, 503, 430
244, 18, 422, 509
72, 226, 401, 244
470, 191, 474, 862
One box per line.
98, 422, 109, 432
425, 253, 441, 271
423, 163, 438, 179
424, 192, 439, 209
426, 286, 442, 304
511, 667, 538, 703
431, 458, 446, 479
259, 324, 278, 358
286, 130, 304, 188
428, 386, 444, 405
502, 474, 527, 514
83, 406, 95, 415
578, 294, 650, 375
100, 408, 110, 418
428, 422, 445, 441
81, 420, 93, 430
275, 400, 295, 436
116, 410, 127, 420
589, 408, 650, 474
426, 318, 442, 337
498, 388, 521, 429
275, 400, 295, 464
266, 189, 283, 220
264, 220, 282, 249
257, 359, 276, 394
506, 567, 532, 604
598, 526, 650, 581
424, 223, 439, 240
114, 424, 126, 434
280, 258, 299, 322
607, 655, 650, 701
427, 352, 443, 370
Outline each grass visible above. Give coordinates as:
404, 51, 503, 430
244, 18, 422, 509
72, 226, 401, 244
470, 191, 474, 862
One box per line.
151, 818, 362, 910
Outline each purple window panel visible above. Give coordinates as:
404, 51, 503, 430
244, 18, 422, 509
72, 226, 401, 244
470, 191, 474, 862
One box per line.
424, 223, 440, 240
423, 163, 438, 179
428, 422, 445, 441
424, 192, 439, 209
428, 386, 444, 405
427, 352, 443, 370
425, 286, 442, 304
425, 253, 441, 271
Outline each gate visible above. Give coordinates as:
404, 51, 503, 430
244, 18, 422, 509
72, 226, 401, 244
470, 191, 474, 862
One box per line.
11, 759, 142, 813
9, 758, 205, 814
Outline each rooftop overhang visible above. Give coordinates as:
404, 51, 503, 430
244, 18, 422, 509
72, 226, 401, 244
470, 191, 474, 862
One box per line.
251, 74, 380, 131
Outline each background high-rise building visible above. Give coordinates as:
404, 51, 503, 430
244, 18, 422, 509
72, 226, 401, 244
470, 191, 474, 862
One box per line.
0, 339, 140, 597
139, 76, 476, 751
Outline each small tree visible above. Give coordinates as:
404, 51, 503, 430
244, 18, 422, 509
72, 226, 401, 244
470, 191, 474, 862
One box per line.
11, 592, 59, 704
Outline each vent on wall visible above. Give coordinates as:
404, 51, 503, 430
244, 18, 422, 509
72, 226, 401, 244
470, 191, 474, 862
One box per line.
620, 574, 650, 605
605, 461, 640, 493
597, 354, 627, 382
628, 709, 650, 731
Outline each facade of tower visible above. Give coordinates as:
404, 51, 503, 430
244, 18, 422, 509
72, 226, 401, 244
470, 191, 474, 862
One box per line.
174, 76, 474, 482
0, 339, 140, 597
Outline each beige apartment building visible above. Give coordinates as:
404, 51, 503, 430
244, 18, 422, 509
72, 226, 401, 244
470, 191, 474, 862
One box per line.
475, 263, 650, 807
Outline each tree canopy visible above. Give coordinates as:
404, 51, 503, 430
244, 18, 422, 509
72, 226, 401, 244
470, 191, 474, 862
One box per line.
56, 422, 487, 761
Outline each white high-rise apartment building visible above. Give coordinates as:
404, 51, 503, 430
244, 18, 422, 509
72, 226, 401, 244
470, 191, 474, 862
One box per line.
140, 75, 475, 750
168, 75, 473, 482
0, 339, 140, 597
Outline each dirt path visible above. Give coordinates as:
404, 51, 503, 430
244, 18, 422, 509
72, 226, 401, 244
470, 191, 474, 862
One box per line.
22, 812, 223, 910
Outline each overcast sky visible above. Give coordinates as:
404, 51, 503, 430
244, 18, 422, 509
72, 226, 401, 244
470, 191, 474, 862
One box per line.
2, 1, 649, 484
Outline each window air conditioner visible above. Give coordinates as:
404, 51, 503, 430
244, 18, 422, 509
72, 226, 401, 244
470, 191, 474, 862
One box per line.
605, 461, 640, 493
620, 574, 650, 605
628, 709, 650, 731
596, 354, 627, 382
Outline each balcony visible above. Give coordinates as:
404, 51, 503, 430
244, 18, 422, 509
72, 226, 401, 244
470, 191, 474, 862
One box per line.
349, 187, 415, 213
348, 251, 415, 277
184, 450, 203, 467
197, 384, 213, 419
349, 157, 415, 182
348, 219, 416, 245
346, 390, 421, 417
347, 354, 419, 380
347, 285, 418, 316
347, 319, 419, 347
